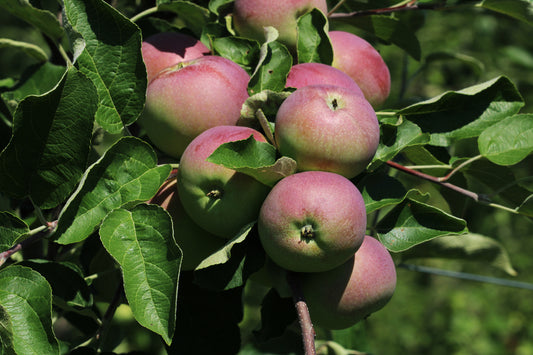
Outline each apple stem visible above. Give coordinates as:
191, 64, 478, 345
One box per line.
206, 189, 223, 199
287, 272, 316, 355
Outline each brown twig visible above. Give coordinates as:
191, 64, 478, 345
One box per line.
287, 272, 316, 355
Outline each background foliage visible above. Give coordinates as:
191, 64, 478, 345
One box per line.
1, 0, 533, 354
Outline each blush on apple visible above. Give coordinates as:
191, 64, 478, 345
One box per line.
232, 0, 328, 51
138, 55, 250, 158
177, 125, 271, 239
301, 235, 397, 329
329, 30, 391, 108
258, 171, 367, 273
275, 84, 380, 179
141, 32, 210, 84
286, 62, 364, 97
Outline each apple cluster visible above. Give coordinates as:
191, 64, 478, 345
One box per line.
142, 0, 396, 330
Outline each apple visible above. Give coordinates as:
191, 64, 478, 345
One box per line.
258, 171, 367, 273
232, 0, 328, 50
329, 30, 391, 108
138, 55, 250, 158
301, 235, 397, 329
286, 62, 364, 97
275, 84, 380, 179
149, 175, 226, 271
141, 32, 210, 84
177, 125, 271, 239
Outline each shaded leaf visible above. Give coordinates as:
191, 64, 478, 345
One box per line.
0, 0, 64, 40
0, 265, 59, 354
377, 199, 468, 252
100, 204, 181, 345
55, 137, 171, 244
19, 260, 93, 309
0, 66, 97, 208
478, 113, 533, 166
158, 1, 212, 37
401, 233, 517, 276
194, 223, 265, 291
369, 118, 430, 170
0, 38, 48, 63
253, 289, 296, 342
0, 304, 15, 355
480, 0, 533, 26
1, 62, 66, 115
399, 76, 524, 146
64, 0, 147, 134
0, 211, 29, 253
297, 8, 333, 64
357, 172, 427, 214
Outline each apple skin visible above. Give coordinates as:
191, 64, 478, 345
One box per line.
275, 84, 380, 179
138, 56, 250, 158
258, 171, 367, 273
301, 235, 397, 329
148, 175, 226, 271
329, 30, 391, 108
177, 125, 272, 239
286, 62, 364, 97
232, 0, 328, 50
141, 32, 210, 84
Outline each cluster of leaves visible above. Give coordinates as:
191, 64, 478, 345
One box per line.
1, 0, 532, 354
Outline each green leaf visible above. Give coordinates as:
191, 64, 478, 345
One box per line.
0, 265, 60, 354
0, 66, 97, 208
0, 211, 29, 253
208, 0, 234, 15
19, 260, 93, 309
369, 118, 430, 170
63, 0, 147, 134
461, 158, 531, 207
377, 199, 468, 252
157, 1, 212, 37
249, 27, 293, 95
100, 204, 181, 345
0, 38, 48, 63
1, 62, 66, 115
207, 136, 297, 186
401, 233, 517, 276
296, 8, 333, 65
212, 37, 261, 73
54, 137, 171, 244
194, 223, 265, 291
357, 173, 427, 214
253, 289, 296, 342
0, 304, 15, 355
480, 0, 533, 26
0, 0, 64, 41
333, 15, 421, 60
399, 76, 524, 146
478, 114, 533, 166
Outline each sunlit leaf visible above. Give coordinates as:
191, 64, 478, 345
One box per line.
100, 204, 181, 345
55, 137, 171, 244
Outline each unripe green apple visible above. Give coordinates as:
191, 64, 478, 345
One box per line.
329, 30, 391, 108
301, 235, 397, 329
138, 56, 250, 158
286, 62, 364, 97
258, 171, 367, 273
177, 125, 271, 239
275, 84, 380, 179
232, 0, 328, 50
149, 176, 225, 271
141, 32, 210, 84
